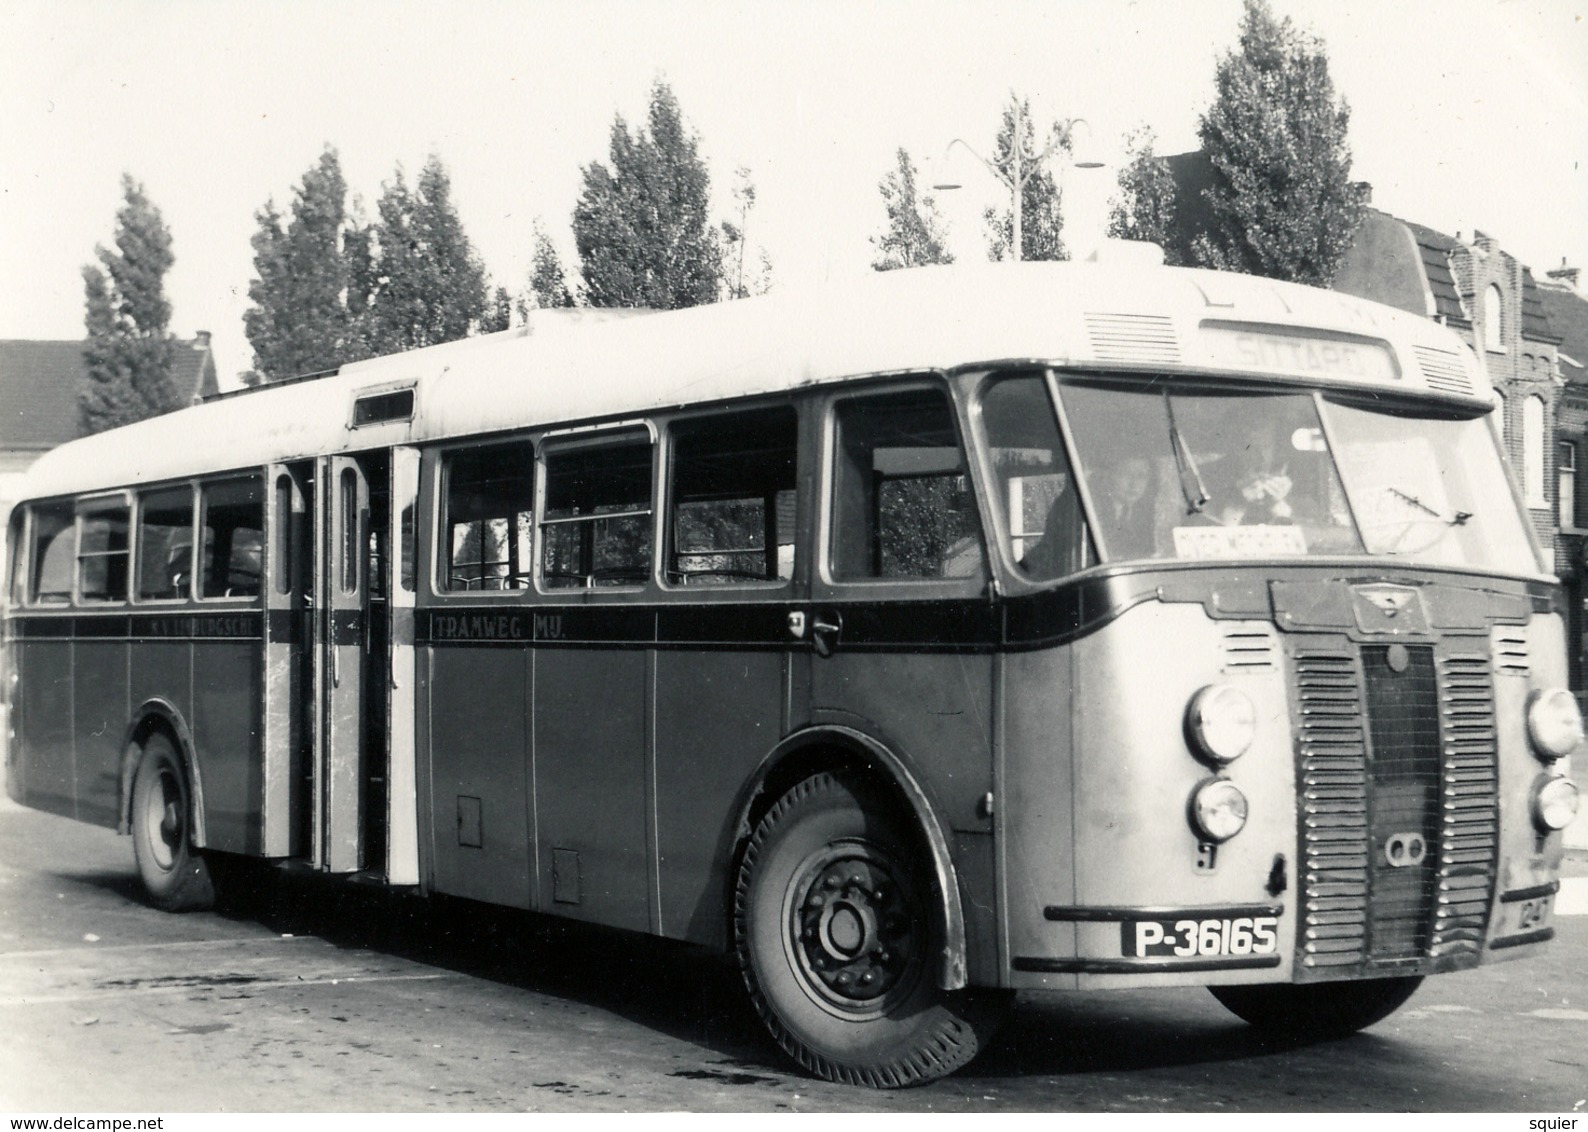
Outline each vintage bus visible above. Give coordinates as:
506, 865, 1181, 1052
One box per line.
2, 257, 1580, 1087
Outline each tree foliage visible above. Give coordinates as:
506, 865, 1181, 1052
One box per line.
80, 175, 179, 434
245, 148, 363, 381
1106, 127, 1183, 264
359, 156, 491, 354
982, 98, 1070, 262
871, 148, 954, 271
526, 221, 576, 311
721, 166, 773, 299
1190, 0, 1365, 284
574, 81, 721, 309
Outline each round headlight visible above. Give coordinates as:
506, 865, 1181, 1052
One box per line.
1527, 689, 1584, 761
1186, 684, 1257, 765
1190, 778, 1249, 843
1533, 774, 1581, 832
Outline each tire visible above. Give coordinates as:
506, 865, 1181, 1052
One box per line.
734, 772, 1008, 1087
130, 733, 215, 912
1210, 975, 1423, 1039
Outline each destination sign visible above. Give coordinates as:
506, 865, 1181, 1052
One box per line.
1201, 325, 1399, 384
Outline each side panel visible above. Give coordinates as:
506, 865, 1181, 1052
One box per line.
425, 642, 532, 906
70, 636, 126, 826
653, 648, 786, 944
16, 635, 73, 816
534, 646, 651, 932
191, 637, 263, 853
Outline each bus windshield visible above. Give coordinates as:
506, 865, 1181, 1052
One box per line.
1049, 381, 1537, 575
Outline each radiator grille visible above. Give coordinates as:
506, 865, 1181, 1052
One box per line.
1361, 645, 1440, 960
1294, 645, 1370, 970
1289, 637, 1497, 977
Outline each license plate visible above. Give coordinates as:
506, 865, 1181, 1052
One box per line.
1122, 915, 1280, 958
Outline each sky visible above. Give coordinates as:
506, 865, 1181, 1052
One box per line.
2, 0, 1585, 388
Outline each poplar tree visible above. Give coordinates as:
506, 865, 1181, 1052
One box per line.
360, 155, 490, 354
1190, 0, 1365, 284
526, 222, 575, 310
1105, 127, 1183, 263
245, 148, 362, 381
573, 81, 721, 309
871, 148, 954, 271
80, 175, 179, 434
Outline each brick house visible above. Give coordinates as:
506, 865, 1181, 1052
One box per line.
0, 334, 218, 588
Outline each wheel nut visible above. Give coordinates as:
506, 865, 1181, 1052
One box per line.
824, 875, 841, 889
861, 972, 875, 986
848, 873, 863, 887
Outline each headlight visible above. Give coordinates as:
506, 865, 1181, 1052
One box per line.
1186, 684, 1257, 765
1189, 778, 1248, 843
1527, 689, 1584, 761
1533, 774, 1581, 832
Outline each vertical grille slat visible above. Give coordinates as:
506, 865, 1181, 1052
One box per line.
1288, 634, 1498, 979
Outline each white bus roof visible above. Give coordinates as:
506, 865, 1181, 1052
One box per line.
20, 259, 1492, 501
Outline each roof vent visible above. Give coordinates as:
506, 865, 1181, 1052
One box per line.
1085, 313, 1180, 365
1413, 346, 1476, 398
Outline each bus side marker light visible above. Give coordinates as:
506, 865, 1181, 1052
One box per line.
1526, 689, 1584, 762
1190, 779, 1248, 843
1186, 684, 1257, 765
1532, 774, 1580, 833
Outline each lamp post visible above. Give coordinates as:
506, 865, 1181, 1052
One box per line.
934, 104, 1102, 262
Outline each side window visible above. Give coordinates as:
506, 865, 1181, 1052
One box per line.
977, 375, 1090, 579
200, 477, 264, 599
442, 440, 535, 591
30, 503, 76, 605
137, 487, 194, 601
77, 503, 130, 603
830, 387, 983, 580
667, 407, 797, 585
540, 433, 654, 589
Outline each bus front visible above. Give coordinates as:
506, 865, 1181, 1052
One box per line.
975, 342, 1580, 1033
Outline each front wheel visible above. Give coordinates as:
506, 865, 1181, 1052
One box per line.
1210, 975, 1423, 1039
734, 772, 1007, 1087
130, 733, 215, 912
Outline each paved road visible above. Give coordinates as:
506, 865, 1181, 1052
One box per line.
2, 796, 1585, 1113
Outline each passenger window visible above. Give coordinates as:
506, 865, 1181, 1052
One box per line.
200, 477, 264, 599
442, 441, 535, 591
977, 375, 1091, 580
541, 435, 653, 588
30, 503, 76, 604
830, 388, 983, 580
137, 487, 194, 600
78, 504, 130, 603
667, 407, 797, 585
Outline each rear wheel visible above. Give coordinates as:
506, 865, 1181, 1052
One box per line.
734, 771, 1007, 1087
130, 733, 215, 912
1210, 975, 1423, 1039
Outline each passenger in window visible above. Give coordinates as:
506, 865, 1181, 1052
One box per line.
1098, 455, 1156, 559
1220, 427, 1294, 526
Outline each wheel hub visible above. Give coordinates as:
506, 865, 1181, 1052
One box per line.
789, 845, 920, 1013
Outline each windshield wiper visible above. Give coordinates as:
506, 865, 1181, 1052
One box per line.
1165, 395, 1210, 515
1387, 486, 1472, 525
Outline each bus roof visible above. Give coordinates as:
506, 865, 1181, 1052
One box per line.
20, 258, 1492, 500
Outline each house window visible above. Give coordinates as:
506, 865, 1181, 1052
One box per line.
1523, 395, 1546, 508
1561, 442, 1578, 529
1483, 285, 1504, 352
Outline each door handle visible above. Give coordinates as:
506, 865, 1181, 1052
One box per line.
811, 611, 842, 658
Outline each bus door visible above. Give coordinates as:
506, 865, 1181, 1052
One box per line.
803, 383, 996, 878
386, 446, 420, 885
263, 462, 311, 858
314, 452, 393, 873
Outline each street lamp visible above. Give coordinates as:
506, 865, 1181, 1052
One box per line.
934, 105, 1103, 262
